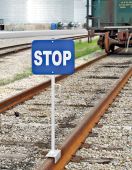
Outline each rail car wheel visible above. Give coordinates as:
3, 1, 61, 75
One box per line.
110, 45, 115, 53
98, 35, 105, 49
104, 32, 110, 54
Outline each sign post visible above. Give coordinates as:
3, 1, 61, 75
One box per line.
32, 40, 75, 163
51, 75, 55, 152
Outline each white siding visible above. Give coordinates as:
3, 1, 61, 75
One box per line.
27, 0, 74, 23
27, 0, 62, 23
0, 0, 86, 24
61, 0, 74, 23
0, 0, 27, 23
74, 0, 86, 23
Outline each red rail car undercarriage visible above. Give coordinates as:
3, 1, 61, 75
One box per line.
96, 26, 132, 54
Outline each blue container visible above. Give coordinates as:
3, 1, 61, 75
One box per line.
51, 23, 57, 30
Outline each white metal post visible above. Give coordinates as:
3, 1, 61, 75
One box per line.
46, 75, 61, 163
51, 75, 55, 151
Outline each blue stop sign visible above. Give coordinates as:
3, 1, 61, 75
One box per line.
32, 40, 75, 75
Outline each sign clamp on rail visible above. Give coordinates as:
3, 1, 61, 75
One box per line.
32, 40, 75, 163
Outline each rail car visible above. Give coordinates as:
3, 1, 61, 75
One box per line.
95, 26, 132, 54
90, 0, 132, 53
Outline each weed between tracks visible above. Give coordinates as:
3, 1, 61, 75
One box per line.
0, 68, 32, 86
75, 38, 100, 58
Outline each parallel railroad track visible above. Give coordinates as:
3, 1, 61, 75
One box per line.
0, 49, 131, 170
0, 34, 88, 57
0, 43, 31, 57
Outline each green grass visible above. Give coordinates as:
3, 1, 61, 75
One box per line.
75, 38, 100, 58
0, 68, 32, 86
14, 68, 32, 81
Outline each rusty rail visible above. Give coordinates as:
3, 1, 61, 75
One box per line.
0, 44, 31, 57
38, 66, 132, 170
0, 34, 88, 57
0, 35, 88, 50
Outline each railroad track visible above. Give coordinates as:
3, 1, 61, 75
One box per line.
65, 75, 132, 170
0, 49, 131, 170
0, 34, 88, 57
41, 66, 132, 170
0, 43, 31, 57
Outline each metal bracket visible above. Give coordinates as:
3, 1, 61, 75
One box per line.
46, 150, 61, 163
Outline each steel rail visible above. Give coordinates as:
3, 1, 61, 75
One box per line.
0, 34, 88, 50
0, 34, 88, 57
0, 43, 31, 51
0, 53, 107, 114
38, 66, 132, 170
0, 44, 31, 57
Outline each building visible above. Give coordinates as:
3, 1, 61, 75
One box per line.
0, 0, 86, 30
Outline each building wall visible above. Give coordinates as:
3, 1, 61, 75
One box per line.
74, 0, 86, 23
0, 0, 86, 24
61, 0, 74, 23
0, 0, 27, 24
27, 0, 65, 23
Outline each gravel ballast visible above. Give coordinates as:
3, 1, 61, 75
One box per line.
0, 49, 132, 169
